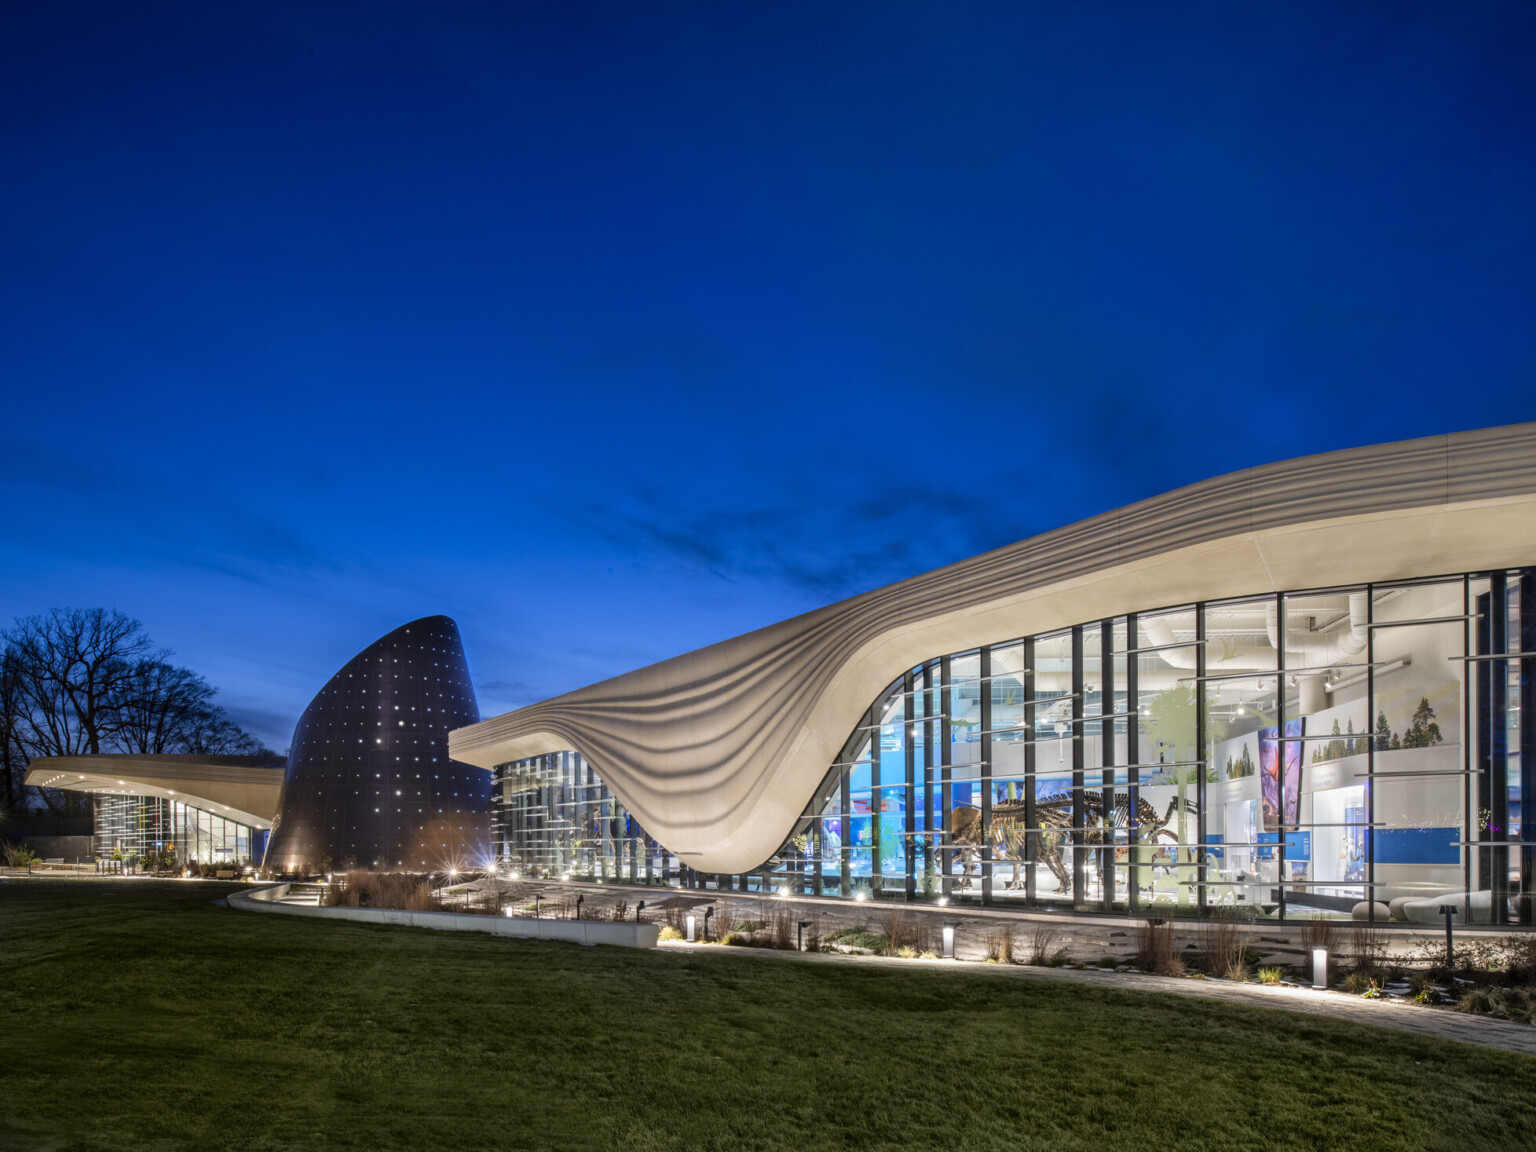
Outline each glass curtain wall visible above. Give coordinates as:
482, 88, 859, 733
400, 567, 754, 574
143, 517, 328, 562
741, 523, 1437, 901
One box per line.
487, 569, 1536, 921
93, 795, 258, 863
491, 751, 666, 883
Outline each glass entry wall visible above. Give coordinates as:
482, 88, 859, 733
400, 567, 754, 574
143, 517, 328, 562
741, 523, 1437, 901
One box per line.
491, 751, 667, 883
486, 568, 1535, 921
93, 795, 260, 864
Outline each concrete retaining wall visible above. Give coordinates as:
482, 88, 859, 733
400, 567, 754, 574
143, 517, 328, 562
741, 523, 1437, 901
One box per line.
230, 884, 659, 948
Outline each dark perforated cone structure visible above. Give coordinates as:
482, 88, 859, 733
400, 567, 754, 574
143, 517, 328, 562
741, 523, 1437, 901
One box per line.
265, 615, 485, 872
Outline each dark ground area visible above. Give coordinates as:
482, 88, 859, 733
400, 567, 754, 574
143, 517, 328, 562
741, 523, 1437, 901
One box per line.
3, 879, 1534, 1152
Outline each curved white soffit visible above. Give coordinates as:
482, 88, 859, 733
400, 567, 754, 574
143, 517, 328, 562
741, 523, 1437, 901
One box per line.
23, 755, 284, 830
451, 424, 1536, 873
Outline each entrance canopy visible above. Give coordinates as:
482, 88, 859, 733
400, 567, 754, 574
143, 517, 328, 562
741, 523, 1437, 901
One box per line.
24, 754, 285, 830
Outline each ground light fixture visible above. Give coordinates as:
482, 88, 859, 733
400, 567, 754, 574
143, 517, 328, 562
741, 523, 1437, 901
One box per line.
942, 925, 957, 959
797, 920, 810, 951
636, 901, 646, 923
1439, 904, 1457, 966
1312, 948, 1328, 989
575, 895, 584, 919
703, 907, 714, 940
533, 894, 542, 919
685, 914, 696, 942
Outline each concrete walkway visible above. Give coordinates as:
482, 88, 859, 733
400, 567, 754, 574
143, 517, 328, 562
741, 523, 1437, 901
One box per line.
659, 938, 1536, 1058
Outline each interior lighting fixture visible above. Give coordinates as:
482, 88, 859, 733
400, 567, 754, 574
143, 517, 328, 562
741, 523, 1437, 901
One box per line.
854, 890, 869, 902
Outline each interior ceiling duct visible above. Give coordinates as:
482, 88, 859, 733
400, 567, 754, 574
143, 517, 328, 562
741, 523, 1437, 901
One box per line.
1140, 592, 1369, 673
1264, 592, 1369, 666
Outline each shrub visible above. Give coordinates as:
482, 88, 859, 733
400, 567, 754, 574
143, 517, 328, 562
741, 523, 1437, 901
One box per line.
822, 928, 887, 952
3, 841, 41, 868
896, 945, 918, 959
658, 925, 683, 942
1257, 966, 1283, 985
609, 900, 630, 923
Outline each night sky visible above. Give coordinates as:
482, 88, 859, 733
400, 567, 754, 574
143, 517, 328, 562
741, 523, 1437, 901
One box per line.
3, 2, 1534, 752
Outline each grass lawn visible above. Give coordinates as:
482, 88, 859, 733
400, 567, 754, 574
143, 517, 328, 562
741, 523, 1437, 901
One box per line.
3, 881, 1535, 1151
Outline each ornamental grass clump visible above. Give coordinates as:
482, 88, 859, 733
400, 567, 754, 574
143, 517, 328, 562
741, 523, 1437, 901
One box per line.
1200, 911, 1245, 980
1343, 969, 1383, 996
1257, 966, 1284, 985
767, 907, 797, 949
324, 871, 439, 912
985, 925, 1015, 964
1136, 918, 1184, 976
1025, 923, 1068, 966
1348, 922, 1388, 975
879, 911, 931, 956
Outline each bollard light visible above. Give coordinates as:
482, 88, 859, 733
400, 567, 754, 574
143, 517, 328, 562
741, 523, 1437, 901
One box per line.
1438, 904, 1457, 968
798, 919, 811, 951
943, 925, 956, 960
636, 900, 646, 923
1312, 947, 1328, 989
576, 894, 585, 920
704, 907, 714, 941
686, 914, 697, 943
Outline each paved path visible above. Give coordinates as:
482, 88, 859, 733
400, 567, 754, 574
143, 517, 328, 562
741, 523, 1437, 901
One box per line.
660, 939, 1536, 1057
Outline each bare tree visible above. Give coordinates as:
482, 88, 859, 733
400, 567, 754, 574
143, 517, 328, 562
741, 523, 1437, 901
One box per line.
0, 647, 26, 818
2, 608, 279, 816
110, 660, 218, 754
4, 609, 152, 815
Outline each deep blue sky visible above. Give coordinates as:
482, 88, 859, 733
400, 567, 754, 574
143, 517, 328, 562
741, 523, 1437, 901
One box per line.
3, 2, 1533, 751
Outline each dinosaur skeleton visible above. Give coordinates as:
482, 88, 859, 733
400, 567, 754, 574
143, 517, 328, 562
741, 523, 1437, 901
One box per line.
948, 792, 1199, 894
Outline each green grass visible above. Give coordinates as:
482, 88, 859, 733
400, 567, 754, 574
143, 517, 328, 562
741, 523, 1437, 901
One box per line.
3, 881, 1535, 1152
